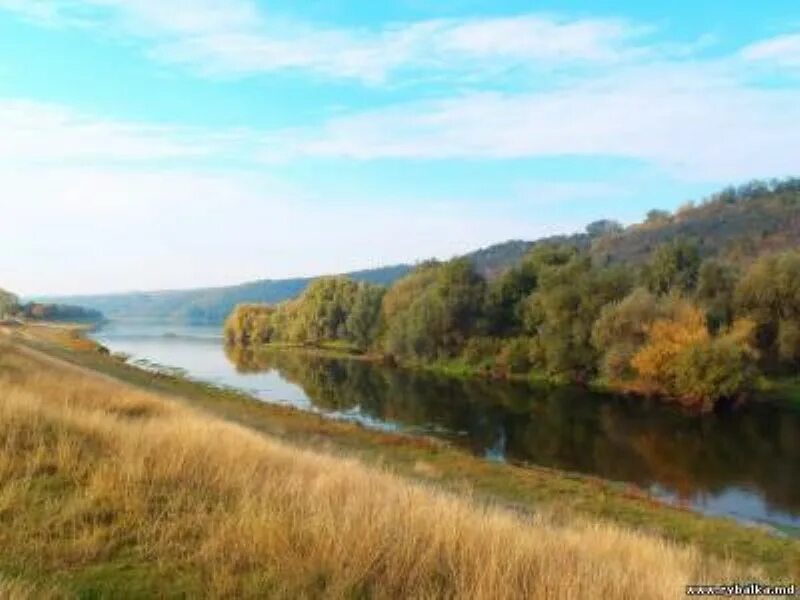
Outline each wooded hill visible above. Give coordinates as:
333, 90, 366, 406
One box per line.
42, 178, 800, 325
592, 179, 800, 265
226, 179, 800, 410
468, 178, 800, 274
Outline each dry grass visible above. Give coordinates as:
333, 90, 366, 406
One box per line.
0, 577, 35, 600
0, 575, 60, 600
0, 343, 755, 598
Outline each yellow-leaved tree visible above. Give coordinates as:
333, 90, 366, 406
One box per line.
631, 300, 757, 410
631, 302, 709, 389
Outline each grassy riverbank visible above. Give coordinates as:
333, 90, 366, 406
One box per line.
1, 323, 799, 595
758, 375, 800, 407
233, 339, 800, 411
228, 339, 572, 387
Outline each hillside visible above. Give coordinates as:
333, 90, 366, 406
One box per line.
465, 233, 591, 278
41, 179, 800, 325
592, 179, 800, 265
466, 180, 800, 275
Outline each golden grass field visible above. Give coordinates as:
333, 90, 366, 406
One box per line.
0, 339, 761, 598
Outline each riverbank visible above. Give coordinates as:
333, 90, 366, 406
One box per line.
230, 339, 800, 410
3, 338, 774, 597
4, 322, 800, 583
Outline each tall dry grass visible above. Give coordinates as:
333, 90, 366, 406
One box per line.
0, 343, 753, 598
0, 576, 49, 600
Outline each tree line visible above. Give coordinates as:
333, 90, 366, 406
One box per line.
225, 238, 800, 410
0, 289, 104, 323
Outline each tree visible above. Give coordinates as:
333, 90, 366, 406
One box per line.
224, 304, 276, 344
523, 252, 632, 379
643, 240, 701, 295
295, 277, 361, 342
484, 244, 573, 336
345, 283, 385, 350
645, 209, 671, 224
777, 320, 800, 364
223, 276, 385, 348
696, 260, 737, 331
382, 259, 486, 361
0, 288, 19, 319
735, 251, 800, 367
630, 301, 757, 409
586, 219, 623, 237
591, 288, 663, 380
671, 320, 758, 411
631, 301, 710, 393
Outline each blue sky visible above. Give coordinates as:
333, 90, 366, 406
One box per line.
1, 1, 799, 295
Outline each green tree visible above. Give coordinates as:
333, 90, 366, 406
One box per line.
585, 219, 623, 237
0, 288, 20, 319
671, 320, 759, 411
643, 240, 701, 295
735, 250, 800, 366
382, 259, 486, 361
523, 253, 632, 380
224, 304, 276, 344
345, 283, 385, 350
484, 245, 573, 336
295, 277, 361, 342
696, 260, 738, 331
645, 209, 671, 224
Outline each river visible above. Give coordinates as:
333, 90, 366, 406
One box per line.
91, 320, 800, 534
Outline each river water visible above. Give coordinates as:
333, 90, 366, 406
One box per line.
91, 320, 800, 534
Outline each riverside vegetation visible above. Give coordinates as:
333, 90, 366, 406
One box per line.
227, 179, 800, 411
0, 289, 103, 324
2, 329, 788, 598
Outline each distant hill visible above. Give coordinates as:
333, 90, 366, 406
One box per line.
41, 265, 412, 325
41, 179, 800, 325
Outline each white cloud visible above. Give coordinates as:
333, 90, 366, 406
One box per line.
0, 0, 70, 24
156, 15, 646, 83
0, 100, 243, 163
741, 33, 800, 68
262, 61, 800, 181
437, 15, 644, 62
0, 1, 650, 83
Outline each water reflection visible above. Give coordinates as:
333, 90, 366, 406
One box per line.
227, 345, 800, 529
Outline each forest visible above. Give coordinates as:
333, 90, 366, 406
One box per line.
226, 179, 800, 410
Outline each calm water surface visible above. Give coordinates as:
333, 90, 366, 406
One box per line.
92, 320, 800, 533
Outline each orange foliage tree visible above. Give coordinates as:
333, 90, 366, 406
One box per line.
631, 301, 757, 410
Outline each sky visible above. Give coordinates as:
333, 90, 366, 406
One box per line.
1, 1, 799, 296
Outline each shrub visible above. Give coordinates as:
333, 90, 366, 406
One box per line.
495, 337, 533, 375
461, 337, 502, 367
